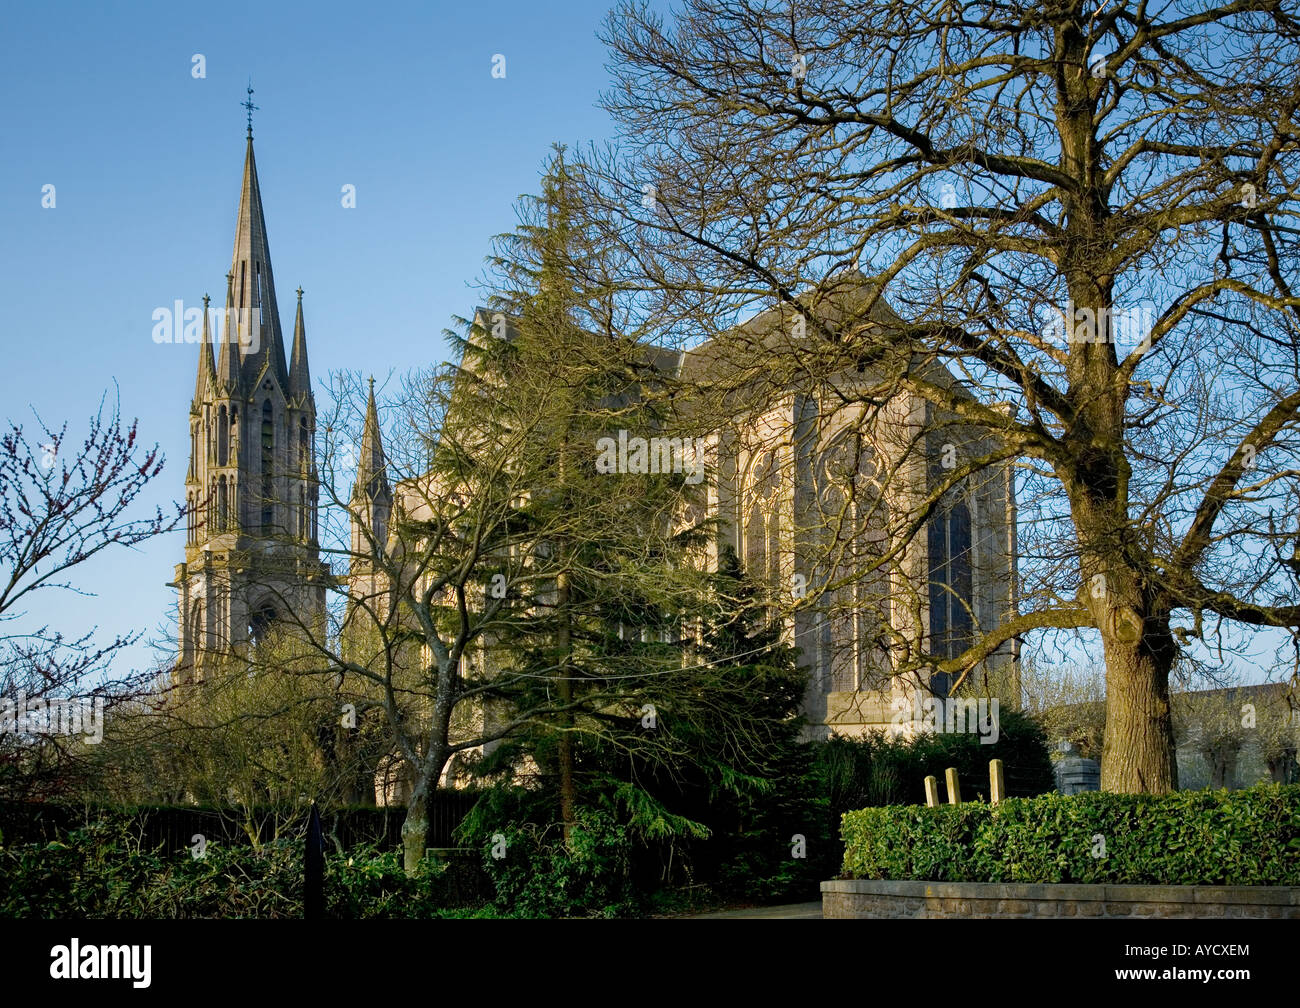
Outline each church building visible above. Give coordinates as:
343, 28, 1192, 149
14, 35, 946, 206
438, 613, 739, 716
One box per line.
171, 128, 1019, 752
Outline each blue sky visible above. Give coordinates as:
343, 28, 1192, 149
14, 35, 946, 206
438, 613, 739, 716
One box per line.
1, 0, 626, 677
1, 0, 1285, 690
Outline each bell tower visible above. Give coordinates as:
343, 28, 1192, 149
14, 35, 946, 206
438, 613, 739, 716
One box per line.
173, 107, 329, 680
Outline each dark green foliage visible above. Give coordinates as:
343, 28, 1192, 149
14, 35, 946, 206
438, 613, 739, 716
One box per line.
601, 547, 821, 902
814, 707, 1056, 812
804, 707, 1056, 885
460, 547, 827, 912
840, 784, 1300, 884
0, 817, 488, 919
0, 796, 476, 853
464, 804, 641, 918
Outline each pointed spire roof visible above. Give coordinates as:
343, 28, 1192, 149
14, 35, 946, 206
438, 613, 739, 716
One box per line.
289, 287, 312, 402
194, 293, 216, 405
353, 377, 392, 504
216, 271, 242, 393
229, 134, 289, 390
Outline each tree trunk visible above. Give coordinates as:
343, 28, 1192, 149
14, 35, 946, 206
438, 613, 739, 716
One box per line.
401, 782, 428, 877
1099, 633, 1179, 793
1072, 478, 1179, 794
400, 743, 449, 875
556, 568, 576, 844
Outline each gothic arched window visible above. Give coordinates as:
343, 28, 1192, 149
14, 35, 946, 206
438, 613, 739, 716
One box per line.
217, 405, 228, 467
815, 425, 887, 692
261, 400, 274, 533
217, 476, 228, 531
744, 448, 779, 584
928, 496, 974, 662
249, 605, 276, 648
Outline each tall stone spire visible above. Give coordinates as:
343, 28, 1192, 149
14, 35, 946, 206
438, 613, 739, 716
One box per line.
355, 378, 392, 505
289, 287, 312, 401
350, 378, 393, 563
216, 271, 242, 393
194, 293, 215, 405
174, 117, 330, 685
229, 133, 289, 389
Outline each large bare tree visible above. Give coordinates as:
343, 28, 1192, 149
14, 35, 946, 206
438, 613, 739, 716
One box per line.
595, 0, 1300, 792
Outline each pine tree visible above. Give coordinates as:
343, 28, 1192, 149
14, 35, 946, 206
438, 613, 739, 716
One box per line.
449, 147, 704, 842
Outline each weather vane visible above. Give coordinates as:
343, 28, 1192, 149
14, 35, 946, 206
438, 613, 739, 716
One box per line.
242, 80, 259, 137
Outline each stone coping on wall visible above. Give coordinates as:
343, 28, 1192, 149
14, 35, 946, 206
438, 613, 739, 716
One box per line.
821, 879, 1300, 918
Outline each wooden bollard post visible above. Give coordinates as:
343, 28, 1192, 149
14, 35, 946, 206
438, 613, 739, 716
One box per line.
990, 759, 1005, 805
945, 767, 961, 805
924, 775, 940, 807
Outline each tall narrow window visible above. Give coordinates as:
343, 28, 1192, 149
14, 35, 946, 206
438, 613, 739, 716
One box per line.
767, 510, 781, 597
261, 400, 274, 533
854, 495, 891, 690
217, 405, 228, 466
928, 512, 950, 658
928, 498, 973, 661
299, 419, 309, 472
949, 501, 973, 656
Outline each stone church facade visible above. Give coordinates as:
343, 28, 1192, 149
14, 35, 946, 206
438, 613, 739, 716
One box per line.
671, 331, 1019, 738
171, 134, 1018, 753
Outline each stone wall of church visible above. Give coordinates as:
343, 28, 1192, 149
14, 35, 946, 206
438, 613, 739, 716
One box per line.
705, 379, 1017, 740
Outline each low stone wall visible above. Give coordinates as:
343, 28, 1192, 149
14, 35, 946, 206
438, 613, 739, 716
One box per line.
821, 879, 1300, 918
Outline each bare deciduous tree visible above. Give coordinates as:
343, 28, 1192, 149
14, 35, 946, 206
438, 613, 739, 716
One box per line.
0, 395, 180, 800
595, 0, 1300, 792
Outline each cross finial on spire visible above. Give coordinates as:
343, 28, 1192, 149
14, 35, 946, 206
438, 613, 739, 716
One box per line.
242, 80, 259, 137
296, 286, 304, 301
368, 376, 375, 393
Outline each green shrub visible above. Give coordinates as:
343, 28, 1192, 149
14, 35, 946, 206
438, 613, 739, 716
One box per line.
809, 709, 1055, 883
0, 818, 489, 918
460, 804, 641, 918
815, 708, 1055, 814
841, 784, 1300, 885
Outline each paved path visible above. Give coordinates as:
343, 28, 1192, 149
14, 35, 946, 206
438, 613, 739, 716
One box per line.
686, 901, 823, 919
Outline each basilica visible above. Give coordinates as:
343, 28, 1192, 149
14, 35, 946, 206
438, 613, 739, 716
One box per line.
172, 130, 1019, 759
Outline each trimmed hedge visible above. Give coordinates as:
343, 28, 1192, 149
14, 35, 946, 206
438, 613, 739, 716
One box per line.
841, 784, 1300, 886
